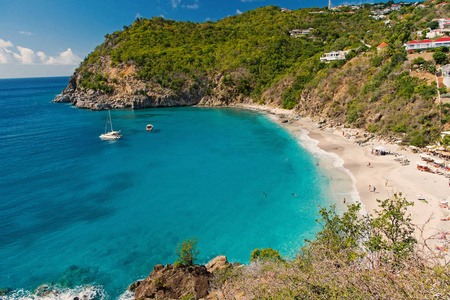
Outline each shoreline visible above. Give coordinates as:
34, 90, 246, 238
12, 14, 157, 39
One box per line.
236, 103, 450, 246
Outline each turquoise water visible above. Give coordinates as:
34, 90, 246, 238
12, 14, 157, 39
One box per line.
0, 77, 335, 299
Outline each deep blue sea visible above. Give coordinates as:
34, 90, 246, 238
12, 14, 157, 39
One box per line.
0, 77, 339, 299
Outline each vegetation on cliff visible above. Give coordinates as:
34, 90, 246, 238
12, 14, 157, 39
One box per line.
209, 195, 450, 299
71, 0, 450, 146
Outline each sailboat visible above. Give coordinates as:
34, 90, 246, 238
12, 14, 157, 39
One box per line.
99, 109, 122, 140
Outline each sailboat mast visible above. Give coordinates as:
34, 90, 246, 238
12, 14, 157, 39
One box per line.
109, 109, 114, 132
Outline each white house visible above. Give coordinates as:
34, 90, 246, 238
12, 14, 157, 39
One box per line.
439, 64, 450, 87
320, 50, 351, 62
433, 36, 450, 48
405, 39, 433, 51
427, 29, 444, 38
405, 37, 450, 51
391, 4, 402, 10
290, 28, 314, 37
432, 18, 450, 29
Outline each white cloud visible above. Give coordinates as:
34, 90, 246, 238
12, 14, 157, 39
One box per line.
171, 0, 181, 8
16, 46, 38, 64
0, 39, 13, 48
236, 9, 243, 14
0, 38, 81, 65
183, 3, 199, 9
182, 0, 199, 9
19, 31, 33, 36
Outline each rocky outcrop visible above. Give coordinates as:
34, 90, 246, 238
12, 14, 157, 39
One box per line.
205, 255, 230, 273
53, 62, 257, 111
130, 256, 238, 300
133, 264, 211, 300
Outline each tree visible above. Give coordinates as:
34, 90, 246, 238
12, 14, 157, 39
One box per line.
428, 20, 440, 30
175, 238, 200, 267
366, 194, 416, 266
250, 248, 285, 262
433, 50, 448, 65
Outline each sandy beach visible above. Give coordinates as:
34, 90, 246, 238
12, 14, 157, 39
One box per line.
237, 104, 450, 250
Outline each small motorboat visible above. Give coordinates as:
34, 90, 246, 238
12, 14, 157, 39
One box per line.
146, 124, 153, 131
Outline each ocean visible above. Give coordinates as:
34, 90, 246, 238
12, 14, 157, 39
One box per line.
0, 77, 351, 299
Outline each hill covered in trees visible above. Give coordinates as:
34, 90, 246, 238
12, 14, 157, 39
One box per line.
55, 0, 450, 146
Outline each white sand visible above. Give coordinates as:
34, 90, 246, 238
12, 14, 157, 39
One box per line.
235, 104, 450, 243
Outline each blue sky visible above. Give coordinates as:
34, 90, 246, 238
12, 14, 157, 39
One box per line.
0, 0, 414, 79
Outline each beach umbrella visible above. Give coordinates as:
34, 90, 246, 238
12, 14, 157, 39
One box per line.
374, 145, 390, 152
419, 154, 433, 161
416, 161, 428, 167
434, 158, 445, 164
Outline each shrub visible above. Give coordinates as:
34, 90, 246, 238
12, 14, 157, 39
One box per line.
250, 248, 285, 262
433, 50, 448, 65
174, 238, 200, 267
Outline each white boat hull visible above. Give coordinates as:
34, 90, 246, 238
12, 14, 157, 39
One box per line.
99, 131, 122, 140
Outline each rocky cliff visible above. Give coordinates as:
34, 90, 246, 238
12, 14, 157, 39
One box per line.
128, 255, 234, 300
53, 57, 255, 111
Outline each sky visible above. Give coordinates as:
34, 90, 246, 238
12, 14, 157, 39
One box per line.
0, 0, 415, 79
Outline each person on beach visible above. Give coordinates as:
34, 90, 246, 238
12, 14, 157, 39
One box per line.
373, 186, 376, 193
343, 198, 346, 203
369, 185, 371, 192
385, 179, 388, 187
367, 162, 371, 167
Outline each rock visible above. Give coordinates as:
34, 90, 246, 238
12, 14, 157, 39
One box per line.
128, 280, 142, 292
35, 285, 59, 297
0, 287, 12, 296
134, 264, 211, 300
205, 256, 229, 273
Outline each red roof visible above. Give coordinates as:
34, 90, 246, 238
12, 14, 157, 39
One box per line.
435, 37, 450, 42
407, 39, 432, 44
437, 2, 449, 5
377, 42, 388, 48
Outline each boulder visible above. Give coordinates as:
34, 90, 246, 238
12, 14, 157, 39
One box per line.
134, 264, 211, 300
205, 255, 229, 273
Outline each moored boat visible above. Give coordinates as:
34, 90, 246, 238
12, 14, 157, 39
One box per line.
100, 110, 122, 140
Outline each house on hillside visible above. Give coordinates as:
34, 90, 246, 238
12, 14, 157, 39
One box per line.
320, 50, 351, 62
281, 8, 291, 12
290, 28, 314, 37
404, 37, 450, 51
437, 2, 449, 6
440, 64, 450, 87
377, 42, 388, 51
405, 39, 433, 51
371, 14, 386, 20
433, 18, 450, 29
391, 4, 402, 10
433, 36, 450, 48
427, 29, 444, 38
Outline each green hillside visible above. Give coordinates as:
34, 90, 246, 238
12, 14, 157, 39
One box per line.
73, 1, 450, 146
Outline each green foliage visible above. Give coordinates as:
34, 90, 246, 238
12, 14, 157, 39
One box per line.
250, 248, 285, 262
79, 70, 114, 94
174, 238, 200, 267
428, 20, 439, 30
433, 50, 448, 65
313, 203, 366, 260
312, 194, 416, 266
73, 3, 444, 146
367, 195, 416, 264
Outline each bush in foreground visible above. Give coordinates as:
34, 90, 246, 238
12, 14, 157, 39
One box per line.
211, 195, 450, 299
